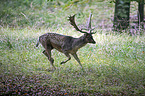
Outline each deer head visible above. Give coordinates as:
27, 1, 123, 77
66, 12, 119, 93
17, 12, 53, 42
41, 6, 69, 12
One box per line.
68, 13, 96, 44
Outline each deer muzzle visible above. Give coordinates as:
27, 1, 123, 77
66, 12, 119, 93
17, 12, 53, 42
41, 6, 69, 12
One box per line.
92, 41, 96, 44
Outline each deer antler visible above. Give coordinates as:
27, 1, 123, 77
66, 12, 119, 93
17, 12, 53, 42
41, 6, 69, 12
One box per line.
68, 13, 96, 34
86, 13, 97, 34
86, 13, 92, 30
68, 15, 87, 34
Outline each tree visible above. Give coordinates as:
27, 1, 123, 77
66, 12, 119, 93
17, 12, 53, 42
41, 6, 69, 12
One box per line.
138, 0, 144, 29
113, 0, 130, 31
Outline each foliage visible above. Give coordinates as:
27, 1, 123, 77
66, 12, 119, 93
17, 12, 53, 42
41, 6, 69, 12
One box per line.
0, 0, 115, 28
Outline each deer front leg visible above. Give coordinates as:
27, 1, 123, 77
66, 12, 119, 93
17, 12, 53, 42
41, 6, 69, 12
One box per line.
42, 50, 56, 69
71, 53, 83, 69
60, 53, 71, 64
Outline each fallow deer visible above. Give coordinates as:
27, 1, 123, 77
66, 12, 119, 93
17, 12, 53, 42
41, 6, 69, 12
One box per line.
36, 13, 96, 69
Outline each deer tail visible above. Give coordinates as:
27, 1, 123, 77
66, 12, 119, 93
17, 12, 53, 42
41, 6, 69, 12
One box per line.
36, 38, 40, 47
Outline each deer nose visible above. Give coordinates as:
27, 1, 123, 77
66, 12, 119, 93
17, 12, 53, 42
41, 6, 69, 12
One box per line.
91, 40, 96, 44
92, 41, 96, 44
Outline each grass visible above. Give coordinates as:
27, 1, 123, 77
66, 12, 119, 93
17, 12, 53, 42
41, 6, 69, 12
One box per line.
0, 27, 145, 95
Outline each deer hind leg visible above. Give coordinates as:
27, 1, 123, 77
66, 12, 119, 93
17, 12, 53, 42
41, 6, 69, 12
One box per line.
42, 50, 54, 63
43, 49, 56, 69
60, 53, 71, 64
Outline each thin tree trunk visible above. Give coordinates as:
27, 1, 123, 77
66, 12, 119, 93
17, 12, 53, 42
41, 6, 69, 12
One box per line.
113, 0, 130, 31
138, 0, 144, 29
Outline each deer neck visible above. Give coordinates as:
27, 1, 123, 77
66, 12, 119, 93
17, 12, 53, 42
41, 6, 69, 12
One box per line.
72, 35, 87, 51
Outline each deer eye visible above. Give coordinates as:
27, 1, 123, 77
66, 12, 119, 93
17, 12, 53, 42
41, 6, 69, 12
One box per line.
87, 34, 92, 38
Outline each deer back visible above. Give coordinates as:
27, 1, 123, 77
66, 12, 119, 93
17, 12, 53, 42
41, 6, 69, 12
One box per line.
39, 33, 76, 52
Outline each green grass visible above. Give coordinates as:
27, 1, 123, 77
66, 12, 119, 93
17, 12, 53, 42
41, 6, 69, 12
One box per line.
0, 27, 145, 95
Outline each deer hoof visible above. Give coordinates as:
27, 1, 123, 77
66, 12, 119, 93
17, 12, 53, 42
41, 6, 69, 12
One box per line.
60, 61, 65, 65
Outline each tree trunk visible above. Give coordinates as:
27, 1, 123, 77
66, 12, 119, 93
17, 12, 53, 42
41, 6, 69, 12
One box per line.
138, 0, 144, 29
113, 0, 130, 31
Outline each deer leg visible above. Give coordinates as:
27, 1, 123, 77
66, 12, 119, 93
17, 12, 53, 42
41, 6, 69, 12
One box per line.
42, 50, 56, 69
71, 53, 83, 69
42, 50, 48, 57
60, 53, 71, 64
